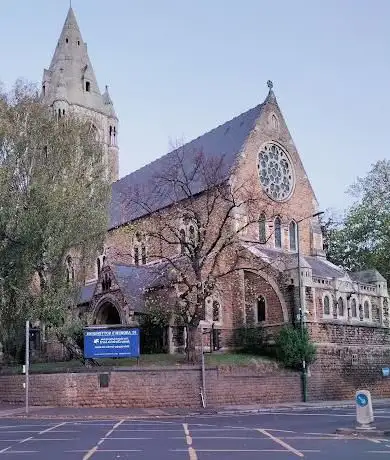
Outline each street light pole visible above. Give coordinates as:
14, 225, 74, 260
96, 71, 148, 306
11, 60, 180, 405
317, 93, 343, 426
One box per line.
297, 211, 324, 403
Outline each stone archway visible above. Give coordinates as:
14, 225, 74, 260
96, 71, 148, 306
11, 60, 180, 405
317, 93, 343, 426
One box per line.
94, 301, 122, 325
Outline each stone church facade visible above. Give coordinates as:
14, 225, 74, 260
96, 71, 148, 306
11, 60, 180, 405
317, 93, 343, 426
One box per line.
44, 8, 390, 390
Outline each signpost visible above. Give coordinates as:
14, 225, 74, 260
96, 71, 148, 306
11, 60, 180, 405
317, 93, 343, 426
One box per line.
83, 328, 140, 359
355, 390, 375, 430
24, 320, 30, 415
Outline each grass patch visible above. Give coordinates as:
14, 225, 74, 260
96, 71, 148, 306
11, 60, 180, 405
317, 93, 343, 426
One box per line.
205, 352, 273, 367
0, 352, 276, 374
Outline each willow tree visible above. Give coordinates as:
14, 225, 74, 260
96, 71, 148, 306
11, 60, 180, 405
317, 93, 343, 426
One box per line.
0, 80, 110, 360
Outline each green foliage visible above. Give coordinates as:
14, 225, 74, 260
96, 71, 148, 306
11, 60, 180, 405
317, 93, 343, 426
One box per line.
275, 326, 316, 370
322, 160, 390, 280
234, 327, 268, 355
0, 80, 110, 356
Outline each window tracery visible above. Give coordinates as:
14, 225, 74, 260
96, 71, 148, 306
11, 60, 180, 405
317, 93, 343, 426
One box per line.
258, 143, 294, 201
133, 232, 147, 266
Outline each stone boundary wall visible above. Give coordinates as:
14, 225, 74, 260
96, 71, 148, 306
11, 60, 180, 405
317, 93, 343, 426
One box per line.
0, 366, 301, 408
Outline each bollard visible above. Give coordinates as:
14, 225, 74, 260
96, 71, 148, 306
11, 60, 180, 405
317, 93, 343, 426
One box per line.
355, 390, 375, 430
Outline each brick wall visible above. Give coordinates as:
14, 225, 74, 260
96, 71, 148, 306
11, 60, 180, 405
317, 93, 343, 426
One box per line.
308, 345, 390, 401
0, 365, 301, 408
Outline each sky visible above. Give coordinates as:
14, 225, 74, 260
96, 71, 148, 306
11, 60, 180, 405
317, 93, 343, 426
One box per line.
1, 0, 389, 213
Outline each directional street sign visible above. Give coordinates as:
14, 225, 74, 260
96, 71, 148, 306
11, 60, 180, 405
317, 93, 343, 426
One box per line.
356, 393, 368, 407
355, 389, 374, 429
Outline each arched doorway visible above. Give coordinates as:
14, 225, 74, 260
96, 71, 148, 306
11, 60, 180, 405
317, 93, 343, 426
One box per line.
94, 301, 121, 325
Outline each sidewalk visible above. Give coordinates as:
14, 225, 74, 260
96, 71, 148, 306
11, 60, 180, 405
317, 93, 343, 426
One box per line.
1, 398, 390, 419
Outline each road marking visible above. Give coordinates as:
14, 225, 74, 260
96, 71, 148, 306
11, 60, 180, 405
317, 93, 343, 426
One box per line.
82, 419, 125, 460
30, 438, 76, 441
83, 446, 98, 460
171, 448, 321, 453
183, 423, 197, 460
102, 437, 152, 440
69, 450, 142, 453
39, 422, 67, 435
257, 429, 304, 458
0, 423, 65, 455
104, 420, 124, 438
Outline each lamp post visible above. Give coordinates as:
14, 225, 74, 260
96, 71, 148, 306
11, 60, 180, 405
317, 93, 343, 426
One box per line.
297, 211, 324, 402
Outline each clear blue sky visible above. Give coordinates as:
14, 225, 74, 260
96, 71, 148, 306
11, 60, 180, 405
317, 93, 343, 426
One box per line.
1, 0, 389, 213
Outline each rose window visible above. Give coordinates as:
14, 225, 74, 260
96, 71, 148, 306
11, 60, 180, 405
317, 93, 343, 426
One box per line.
258, 143, 294, 201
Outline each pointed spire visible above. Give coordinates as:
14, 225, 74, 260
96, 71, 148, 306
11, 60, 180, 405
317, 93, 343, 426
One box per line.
43, 7, 104, 111
265, 79, 277, 104
102, 85, 117, 119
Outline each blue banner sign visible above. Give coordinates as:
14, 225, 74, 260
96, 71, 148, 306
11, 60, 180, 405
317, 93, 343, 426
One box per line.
382, 367, 390, 377
84, 328, 140, 359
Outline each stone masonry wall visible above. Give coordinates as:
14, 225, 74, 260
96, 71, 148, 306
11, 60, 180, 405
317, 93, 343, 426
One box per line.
0, 365, 301, 408
307, 322, 390, 401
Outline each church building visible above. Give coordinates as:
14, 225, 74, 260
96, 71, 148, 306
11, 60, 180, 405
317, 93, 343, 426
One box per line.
43, 8, 390, 397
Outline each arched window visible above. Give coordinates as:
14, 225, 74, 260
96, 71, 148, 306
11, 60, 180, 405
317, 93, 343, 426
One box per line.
364, 300, 370, 319
212, 300, 221, 322
271, 114, 279, 130
66, 256, 74, 283
323, 295, 330, 316
97, 257, 101, 277
274, 217, 282, 248
189, 225, 196, 246
179, 217, 199, 255
141, 244, 147, 265
259, 213, 266, 244
179, 229, 186, 255
134, 247, 139, 266
351, 298, 357, 318
289, 220, 297, 251
256, 295, 266, 322
133, 232, 147, 265
338, 297, 344, 317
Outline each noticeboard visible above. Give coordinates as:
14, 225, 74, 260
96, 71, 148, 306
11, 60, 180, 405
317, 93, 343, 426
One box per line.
84, 328, 140, 359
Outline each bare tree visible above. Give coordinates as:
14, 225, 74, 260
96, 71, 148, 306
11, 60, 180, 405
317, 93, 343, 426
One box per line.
124, 145, 278, 362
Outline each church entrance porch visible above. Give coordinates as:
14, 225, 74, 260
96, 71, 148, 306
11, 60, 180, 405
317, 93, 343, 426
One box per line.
94, 300, 122, 325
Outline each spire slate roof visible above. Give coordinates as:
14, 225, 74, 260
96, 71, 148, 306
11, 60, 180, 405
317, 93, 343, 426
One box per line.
103, 85, 117, 119
109, 103, 265, 229
42, 7, 106, 114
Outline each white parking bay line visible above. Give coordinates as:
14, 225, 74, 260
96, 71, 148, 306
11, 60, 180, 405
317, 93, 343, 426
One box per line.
83, 419, 125, 460
39, 422, 67, 435
257, 429, 304, 458
0, 421, 67, 455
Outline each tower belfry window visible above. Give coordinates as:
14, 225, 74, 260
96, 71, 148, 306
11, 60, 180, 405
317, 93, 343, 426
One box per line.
66, 38, 69, 43
85, 81, 90, 92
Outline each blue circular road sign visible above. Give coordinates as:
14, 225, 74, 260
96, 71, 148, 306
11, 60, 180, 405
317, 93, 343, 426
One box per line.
356, 393, 368, 407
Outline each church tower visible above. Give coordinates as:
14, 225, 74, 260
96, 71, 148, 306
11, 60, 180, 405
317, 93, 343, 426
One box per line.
41, 7, 119, 182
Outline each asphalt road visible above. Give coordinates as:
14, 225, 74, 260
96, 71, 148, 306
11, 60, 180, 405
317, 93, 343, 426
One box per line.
0, 407, 389, 459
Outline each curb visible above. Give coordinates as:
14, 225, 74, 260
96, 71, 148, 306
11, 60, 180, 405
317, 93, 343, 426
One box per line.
336, 427, 390, 438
